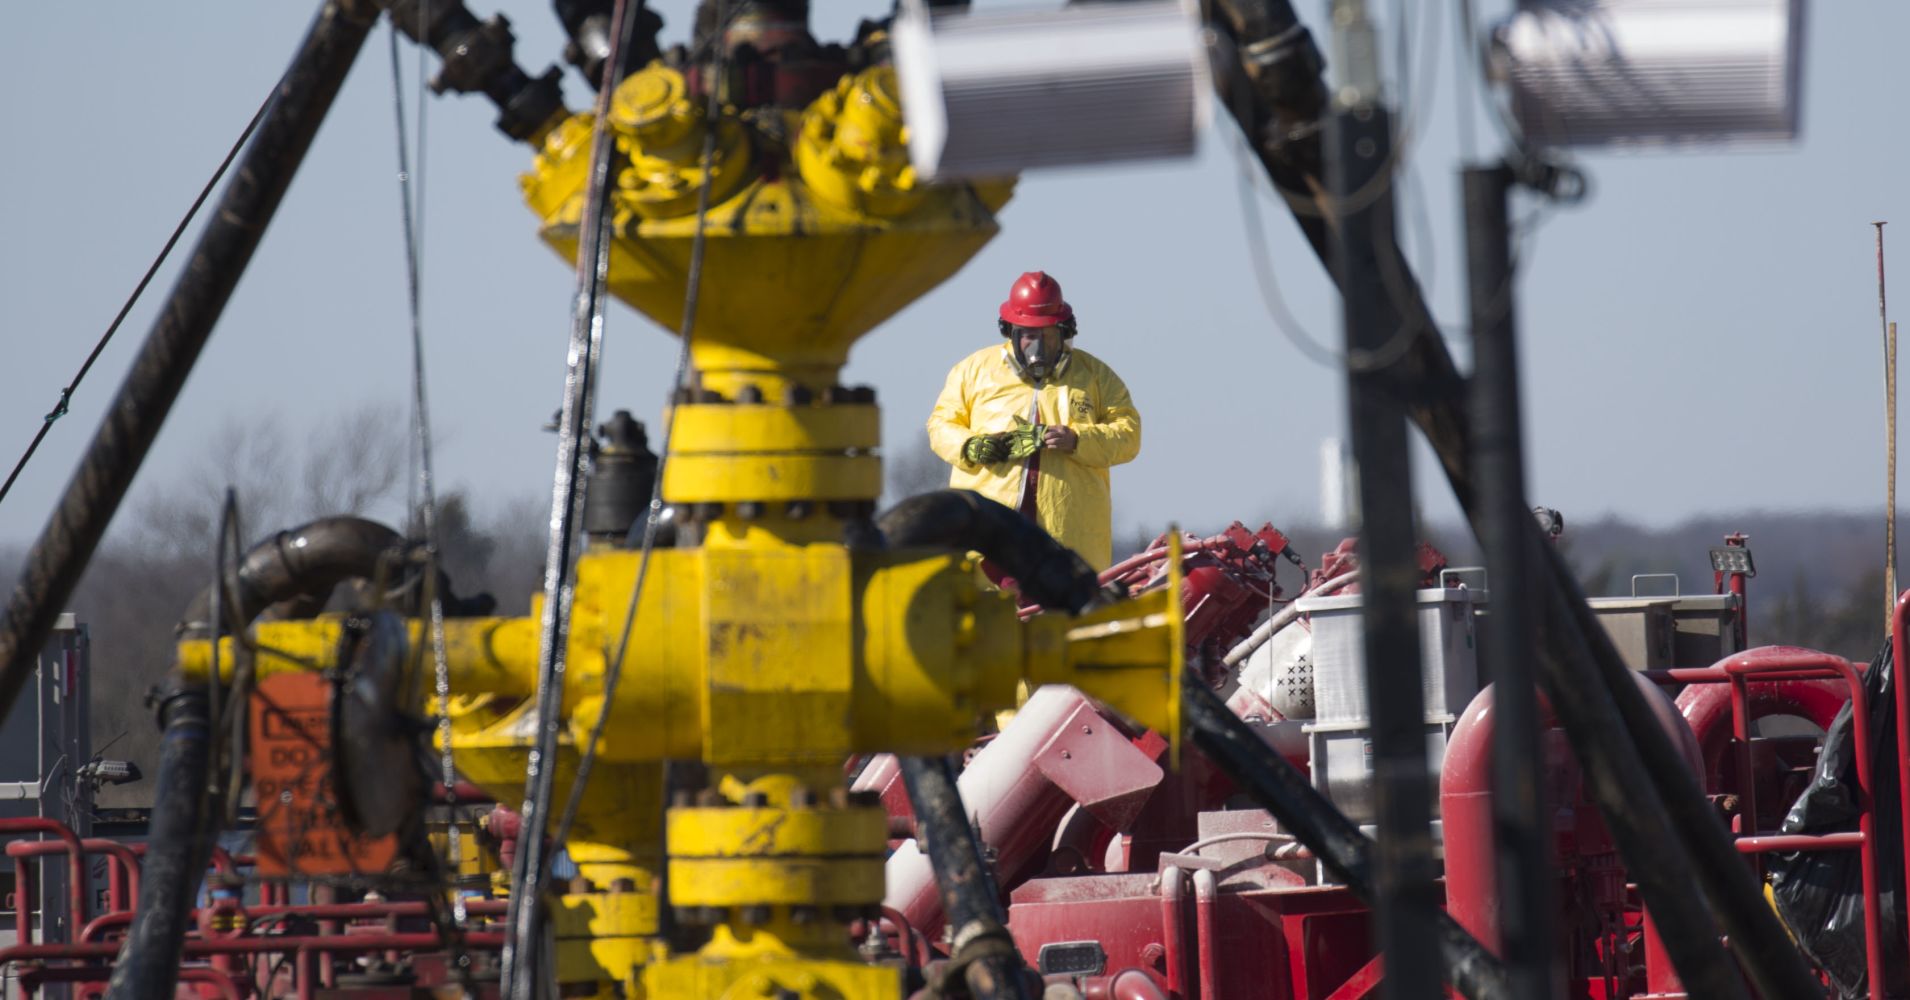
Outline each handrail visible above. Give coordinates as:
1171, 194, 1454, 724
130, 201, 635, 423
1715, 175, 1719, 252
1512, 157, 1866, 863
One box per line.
1646, 646, 1884, 999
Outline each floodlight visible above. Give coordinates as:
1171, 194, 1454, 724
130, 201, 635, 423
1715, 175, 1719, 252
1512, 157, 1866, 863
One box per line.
892, 0, 1210, 181
1491, 0, 1806, 149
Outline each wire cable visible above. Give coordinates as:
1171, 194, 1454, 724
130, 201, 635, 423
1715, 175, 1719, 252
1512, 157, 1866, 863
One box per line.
548, 0, 730, 859
384, 19, 474, 995
0, 82, 280, 509
502, 1, 647, 992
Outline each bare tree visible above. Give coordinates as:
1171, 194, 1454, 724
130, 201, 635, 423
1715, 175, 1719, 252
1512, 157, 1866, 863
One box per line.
882, 438, 950, 510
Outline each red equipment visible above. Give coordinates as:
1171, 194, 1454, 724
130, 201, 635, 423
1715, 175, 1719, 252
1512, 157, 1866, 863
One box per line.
999, 271, 1076, 329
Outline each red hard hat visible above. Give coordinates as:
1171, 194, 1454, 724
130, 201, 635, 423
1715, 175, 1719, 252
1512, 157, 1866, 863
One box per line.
998, 271, 1075, 328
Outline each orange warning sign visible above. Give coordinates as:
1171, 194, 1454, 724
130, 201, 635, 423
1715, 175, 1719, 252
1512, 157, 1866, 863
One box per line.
250, 671, 398, 877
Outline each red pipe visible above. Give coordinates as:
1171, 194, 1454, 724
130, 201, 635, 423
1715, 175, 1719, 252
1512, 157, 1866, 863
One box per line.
1158, 865, 1187, 997
81, 898, 508, 944
1098, 968, 1172, 1000
1191, 867, 1218, 1000
1676, 673, 1846, 791
0, 817, 91, 930
6, 839, 141, 913
1894, 592, 1910, 975
1736, 832, 1865, 853
0, 930, 505, 962
882, 687, 1161, 941
12, 855, 32, 940
20, 965, 243, 1000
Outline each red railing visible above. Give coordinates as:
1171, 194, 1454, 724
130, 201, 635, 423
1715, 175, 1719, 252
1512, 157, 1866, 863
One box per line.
1647, 645, 1885, 1000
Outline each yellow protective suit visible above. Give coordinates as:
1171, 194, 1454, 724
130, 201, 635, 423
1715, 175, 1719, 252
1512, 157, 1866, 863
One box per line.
926, 345, 1142, 569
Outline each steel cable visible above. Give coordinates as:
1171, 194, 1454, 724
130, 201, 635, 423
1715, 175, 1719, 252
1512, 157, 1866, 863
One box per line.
500, 0, 650, 992
548, 1, 732, 857
0, 79, 281, 509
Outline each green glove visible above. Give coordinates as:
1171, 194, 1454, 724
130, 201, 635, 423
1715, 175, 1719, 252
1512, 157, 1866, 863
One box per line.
963, 434, 1009, 464
1003, 419, 1044, 461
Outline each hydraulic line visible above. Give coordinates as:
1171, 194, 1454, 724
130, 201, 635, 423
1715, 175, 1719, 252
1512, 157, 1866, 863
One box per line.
898, 756, 1032, 1000
1181, 672, 1512, 1000
103, 686, 216, 1000
876, 490, 1106, 614
0, 0, 378, 741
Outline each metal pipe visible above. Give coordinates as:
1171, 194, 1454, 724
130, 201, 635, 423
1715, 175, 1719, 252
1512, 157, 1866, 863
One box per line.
21, 966, 244, 1000
4, 836, 142, 917
5, 931, 506, 962
0, 0, 379, 725
897, 754, 1031, 1000
1878, 222, 1896, 623
1895, 594, 1910, 971
177, 517, 408, 638
1221, 569, 1358, 668
1180, 672, 1513, 999
102, 685, 216, 1000
1191, 868, 1219, 1000
1462, 162, 1557, 999
882, 688, 1154, 941
1736, 832, 1866, 853
1326, 33, 1438, 997
0, 819, 90, 933
1157, 865, 1188, 998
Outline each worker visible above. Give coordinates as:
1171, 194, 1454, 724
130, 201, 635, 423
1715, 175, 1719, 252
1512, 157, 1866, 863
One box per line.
926, 271, 1142, 571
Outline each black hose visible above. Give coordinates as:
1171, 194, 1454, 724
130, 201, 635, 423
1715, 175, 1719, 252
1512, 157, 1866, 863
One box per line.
1181, 672, 1514, 1000
105, 685, 216, 1000
898, 756, 1032, 1000
876, 490, 1102, 613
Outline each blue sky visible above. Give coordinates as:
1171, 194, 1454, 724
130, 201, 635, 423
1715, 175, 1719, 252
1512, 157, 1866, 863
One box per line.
2, 1, 1904, 548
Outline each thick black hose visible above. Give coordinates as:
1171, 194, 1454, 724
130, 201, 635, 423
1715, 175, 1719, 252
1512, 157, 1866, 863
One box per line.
104, 686, 215, 1000
1181, 673, 1513, 1000
897, 756, 1032, 1000
876, 490, 1102, 613
0, 0, 378, 729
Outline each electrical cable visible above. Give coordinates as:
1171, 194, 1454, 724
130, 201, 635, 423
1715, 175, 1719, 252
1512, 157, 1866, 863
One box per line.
501, 1, 648, 992
385, 16, 477, 996
548, 0, 731, 860
0, 79, 281, 510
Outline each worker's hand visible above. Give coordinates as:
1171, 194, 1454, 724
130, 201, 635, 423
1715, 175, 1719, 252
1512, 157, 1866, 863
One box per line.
1044, 425, 1078, 452
963, 434, 1010, 465
1004, 424, 1044, 461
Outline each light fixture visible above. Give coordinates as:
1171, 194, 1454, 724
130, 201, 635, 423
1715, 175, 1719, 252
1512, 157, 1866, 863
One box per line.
891, 0, 1210, 181
1492, 0, 1807, 149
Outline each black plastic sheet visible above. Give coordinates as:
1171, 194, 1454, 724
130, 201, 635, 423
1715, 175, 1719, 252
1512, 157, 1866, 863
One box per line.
1769, 639, 1906, 999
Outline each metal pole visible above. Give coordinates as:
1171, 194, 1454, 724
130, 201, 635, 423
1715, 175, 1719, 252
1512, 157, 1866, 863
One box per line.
1325, 5, 1438, 998
1879, 221, 1896, 624
1462, 162, 1558, 999
0, 0, 379, 725
1215, 1, 1816, 986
